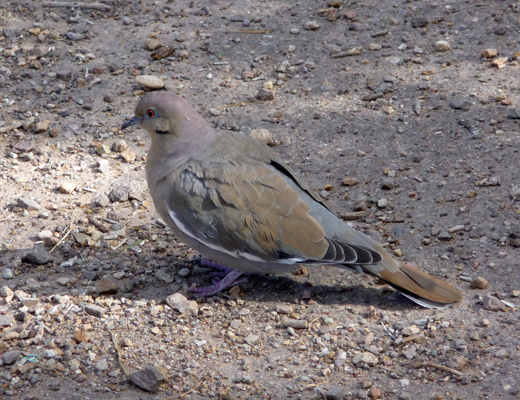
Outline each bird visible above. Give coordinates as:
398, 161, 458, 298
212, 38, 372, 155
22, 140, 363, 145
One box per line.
122, 91, 463, 308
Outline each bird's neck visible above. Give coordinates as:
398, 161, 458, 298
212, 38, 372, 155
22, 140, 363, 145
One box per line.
147, 124, 218, 184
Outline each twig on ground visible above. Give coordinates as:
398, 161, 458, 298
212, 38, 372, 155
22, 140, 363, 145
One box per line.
165, 379, 203, 399
340, 211, 367, 220
409, 362, 463, 376
50, 223, 73, 253
42, 2, 112, 10
110, 331, 129, 378
381, 322, 396, 340
228, 30, 273, 34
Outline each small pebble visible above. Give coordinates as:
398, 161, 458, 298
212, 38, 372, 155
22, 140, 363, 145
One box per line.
250, 129, 273, 145
435, 41, 450, 52
304, 21, 320, 30
136, 75, 164, 89
60, 182, 76, 194
470, 277, 489, 289
481, 49, 498, 58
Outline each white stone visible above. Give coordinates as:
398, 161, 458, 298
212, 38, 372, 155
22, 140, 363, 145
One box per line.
250, 129, 273, 145
435, 40, 450, 52
136, 75, 164, 89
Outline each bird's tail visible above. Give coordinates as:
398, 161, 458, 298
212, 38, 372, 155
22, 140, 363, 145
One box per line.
363, 261, 463, 308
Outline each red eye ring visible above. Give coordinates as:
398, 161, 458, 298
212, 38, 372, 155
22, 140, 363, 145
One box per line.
146, 109, 155, 118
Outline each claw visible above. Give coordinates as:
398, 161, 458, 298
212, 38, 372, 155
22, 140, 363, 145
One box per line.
188, 260, 250, 297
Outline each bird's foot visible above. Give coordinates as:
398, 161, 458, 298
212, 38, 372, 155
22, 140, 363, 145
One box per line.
189, 259, 249, 297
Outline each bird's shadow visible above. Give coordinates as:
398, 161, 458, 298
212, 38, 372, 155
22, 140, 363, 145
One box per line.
1, 245, 424, 312
135, 269, 421, 312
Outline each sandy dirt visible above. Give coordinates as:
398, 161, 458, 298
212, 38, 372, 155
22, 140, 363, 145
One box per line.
0, 0, 519, 399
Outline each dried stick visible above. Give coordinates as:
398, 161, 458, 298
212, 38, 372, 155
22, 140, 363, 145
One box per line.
228, 30, 273, 34
165, 379, 203, 399
50, 223, 73, 253
42, 1, 111, 10
409, 362, 463, 376
110, 331, 129, 378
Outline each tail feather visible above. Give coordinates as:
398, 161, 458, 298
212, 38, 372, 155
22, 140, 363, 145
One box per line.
363, 262, 463, 308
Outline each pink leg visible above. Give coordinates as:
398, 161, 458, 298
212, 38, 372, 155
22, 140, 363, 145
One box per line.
189, 260, 249, 297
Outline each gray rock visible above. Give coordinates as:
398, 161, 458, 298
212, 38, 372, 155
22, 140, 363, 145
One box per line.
82, 271, 98, 281
97, 276, 119, 294
508, 108, 520, 119
3, 268, 13, 279
0, 315, 13, 327
65, 31, 81, 40
449, 99, 471, 110
381, 178, 394, 190
57, 277, 70, 286
0, 286, 13, 298
23, 247, 53, 264
447, 355, 467, 370
256, 88, 275, 101
72, 232, 91, 245
95, 358, 109, 371
156, 268, 174, 283
23, 298, 40, 308
110, 222, 123, 231
334, 350, 347, 367
17, 197, 40, 211
437, 231, 452, 241
326, 386, 344, 400
13, 140, 35, 153
73, 22, 89, 34
108, 60, 125, 72
135, 59, 149, 70
352, 352, 378, 366
4, 28, 22, 37
385, 56, 402, 65
494, 26, 507, 36
94, 194, 110, 207
377, 198, 388, 208
129, 366, 165, 392
108, 186, 130, 203
274, 304, 293, 314
84, 304, 106, 318
411, 17, 428, 28
129, 191, 146, 202
482, 295, 506, 311
166, 293, 198, 316
244, 334, 259, 346
1, 350, 21, 365
403, 347, 417, 359
56, 71, 73, 81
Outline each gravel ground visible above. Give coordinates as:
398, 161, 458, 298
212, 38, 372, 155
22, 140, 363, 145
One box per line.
0, 0, 520, 399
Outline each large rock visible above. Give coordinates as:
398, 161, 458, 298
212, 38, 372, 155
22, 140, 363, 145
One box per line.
352, 352, 378, 366
23, 247, 53, 265
482, 295, 506, 311
166, 293, 198, 316
129, 366, 165, 392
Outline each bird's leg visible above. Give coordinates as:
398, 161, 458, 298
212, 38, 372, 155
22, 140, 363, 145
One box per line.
189, 259, 250, 297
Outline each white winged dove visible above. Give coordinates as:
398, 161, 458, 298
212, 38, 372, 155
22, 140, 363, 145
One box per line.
122, 91, 463, 308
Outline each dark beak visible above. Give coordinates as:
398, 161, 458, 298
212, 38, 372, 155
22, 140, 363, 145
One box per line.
121, 116, 140, 130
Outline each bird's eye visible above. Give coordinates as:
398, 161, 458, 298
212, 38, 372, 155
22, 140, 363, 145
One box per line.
146, 109, 155, 118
